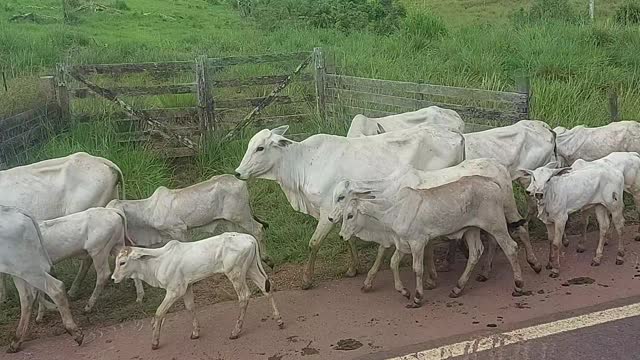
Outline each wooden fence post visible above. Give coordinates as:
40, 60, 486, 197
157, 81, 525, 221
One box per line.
40, 75, 61, 131
516, 75, 531, 122
608, 88, 620, 122
195, 55, 215, 133
55, 64, 71, 123
313, 48, 326, 121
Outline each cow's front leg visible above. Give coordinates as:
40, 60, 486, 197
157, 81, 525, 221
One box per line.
302, 217, 333, 290
545, 222, 555, 270
453, 230, 483, 297
362, 245, 388, 292
345, 236, 360, 278
549, 219, 567, 277
390, 249, 410, 299
592, 205, 611, 266
407, 241, 426, 308
578, 211, 590, 253
151, 289, 182, 350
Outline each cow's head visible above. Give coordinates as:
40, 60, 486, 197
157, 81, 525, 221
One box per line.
328, 180, 351, 224
235, 125, 293, 180
111, 247, 152, 283
339, 191, 376, 240
516, 161, 571, 200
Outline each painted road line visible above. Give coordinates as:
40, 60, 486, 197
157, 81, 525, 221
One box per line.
387, 302, 640, 360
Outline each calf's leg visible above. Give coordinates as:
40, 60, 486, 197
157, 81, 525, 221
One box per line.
611, 205, 625, 265
406, 241, 426, 309
84, 253, 111, 313
7, 277, 36, 353
362, 245, 388, 293
228, 273, 251, 340
151, 288, 183, 350
183, 285, 200, 340
68, 257, 93, 299
451, 230, 483, 298
579, 211, 590, 253
302, 217, 334, 290
247, 263, 284, 329
424, 241, 437, 290
592, 205, 611, 266
548, 219, 567, 277
390, 250, 410, 299
514, 224, 542, 273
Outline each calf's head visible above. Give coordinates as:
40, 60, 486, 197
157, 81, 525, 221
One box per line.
516, 161, 570, 200
339, 191, 376, 240
111, 247, 150, 283
235, 125, 293, 180
328, 180, 352, 224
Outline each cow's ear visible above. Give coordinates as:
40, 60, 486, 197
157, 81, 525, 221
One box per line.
514, 169, 532, 180
271, 125, 289, 136
277, 139, 293, 147
131, 252, 155, 261
354, 190, 376, 200
376, 123, 386, 135
544, 161, 559, 169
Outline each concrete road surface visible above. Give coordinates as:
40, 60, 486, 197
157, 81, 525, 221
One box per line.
3, 228, 640, 360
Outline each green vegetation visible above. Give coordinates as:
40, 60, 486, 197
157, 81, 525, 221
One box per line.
1, 0, 640, 344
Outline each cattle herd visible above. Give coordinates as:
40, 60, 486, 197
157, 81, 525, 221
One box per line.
1, 105, 639, 353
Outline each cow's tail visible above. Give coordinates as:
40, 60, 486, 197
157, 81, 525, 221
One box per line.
101, 158, 126, 200
508, 218, 527, 232
252, 236, 271, 293
111, 208, 135, 247
549, 127, 559, 165
460, 132, 466, 161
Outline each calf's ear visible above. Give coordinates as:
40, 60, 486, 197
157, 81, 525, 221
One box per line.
354, 190, 376, 200
376, 123, 387, 134
544, 161, 559, 169
271, 125, 289, 136
552, 167, 571, 177
514, 169, 532, 180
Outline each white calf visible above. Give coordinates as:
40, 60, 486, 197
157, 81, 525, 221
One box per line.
111, 232, 284, 350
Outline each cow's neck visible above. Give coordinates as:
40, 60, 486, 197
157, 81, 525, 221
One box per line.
270, 142, 319, 216
130, 258, 163, 288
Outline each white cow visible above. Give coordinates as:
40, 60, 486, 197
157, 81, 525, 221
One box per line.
554, 121, 640, 166
35, 208, 144, 322
518, 162, 625, 277
0, 152, 126, 302
339, 176, 525, 308
328, 158, 540, 293
106, 174, 269, 267
346, 106, 465, 137
569, 152, 640, 247
111, 232, 284, 350
234, 124, 465, 289
0, 206, 83, 353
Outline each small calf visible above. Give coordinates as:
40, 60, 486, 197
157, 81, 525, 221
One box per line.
111, 232, 283, 350
35, 207, 144, 321
519, 161, 625, 277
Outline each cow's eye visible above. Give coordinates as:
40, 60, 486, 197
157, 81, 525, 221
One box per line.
119, 261, 126, 266
347, 214, 353, 219
256, 146, 264, 152
337, 195, 345, 202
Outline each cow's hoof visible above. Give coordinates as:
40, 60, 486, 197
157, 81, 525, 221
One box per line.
616, 259, 624, 265
591, 260, 601, 267
549, 271, 559, 278
512, 290, 524, 297
562, 239, 570, 247
400, 288, 411, 300
576, 247, 585, 253
476, 275, 488, 282
277, 320, 285, 329
405, 301, 422, 309
604, 241, 609, 246
151, 342, 159, 350
73, 330, 84, 346
344, 268, 358, 278
531, 264, 542, 274
6, 342, 19, 353
449, 288, 462, 298
425, 281, 437, 290
545, 263, 553, 270
361, 285, 372, 293
634, 235, 640, 242
229, 333, 240, 340
190, 333, 200, 340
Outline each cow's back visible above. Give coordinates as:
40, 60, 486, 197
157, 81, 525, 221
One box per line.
0, 206, 51, 279
557, 122, 640, 164
0, 152, 120, 219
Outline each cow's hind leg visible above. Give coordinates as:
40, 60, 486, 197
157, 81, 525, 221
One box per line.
514, 224, 542, 273
406, 241, 426, 308
302, 217, 333, 290
7, 277, 36, 353
44, 273, 83, 347
579, 211, 590, 253
183, 285, 200, 340
549, 219, 567, 277
228, 272, 251, 340
390, 250, 410, 299
363, 245, 388, 293
68, 257, 93, 299
84, 252, 111, 313
424, 241, 437, 290
477, 232, 497, 282
611, 204, 625, 265
248, 262, 284, 329
591, 206, 611, 266
35, 293, 57, 323
452, 230, 483, 298
345, 237, 360, 278
488, 226, 524, 295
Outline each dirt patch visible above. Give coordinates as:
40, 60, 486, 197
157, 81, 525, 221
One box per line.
333, 338, 363, 351
566, 277, 596, 286
301, 341, 320, 356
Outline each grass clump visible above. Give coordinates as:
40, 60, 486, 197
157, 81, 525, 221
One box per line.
615, 1, 640, 24
114, 0, 130, 11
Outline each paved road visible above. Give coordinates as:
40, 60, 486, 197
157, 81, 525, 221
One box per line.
3, 228, 640, 360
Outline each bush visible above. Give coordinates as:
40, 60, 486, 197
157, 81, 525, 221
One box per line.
512, 0, 577, 24
401, 12, 448, 49
114, 0, 130, 11
615, 1, 640, 24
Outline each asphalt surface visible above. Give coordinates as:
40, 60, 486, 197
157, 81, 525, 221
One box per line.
3, 227, 640, 360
